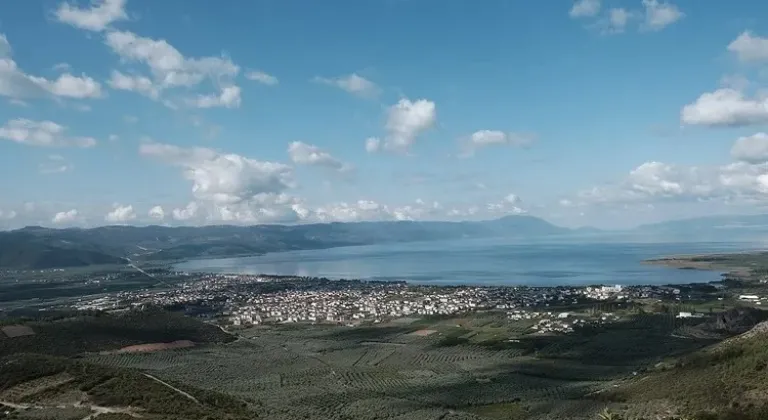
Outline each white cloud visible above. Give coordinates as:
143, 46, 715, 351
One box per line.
459, 130, 535, 157
108, 70, 160, 99
604, 8, 631, 34
486, 194, 526, 215
140, 142, 294, 206
575, 152, 768, 206
52, 209, 78, 224
105, 204, 136, 223
287, 141, 351, 172
731, 133, 768, 164
314, 74, 380, 98
39, 154, 73, 174
641, 0, 684, 31
245, 70, 278, 86
569, 0, 600, 18
104, 30, 240, 107
172, 202, 199, 221
365, 137, 381, 153
0, 210, 17, 220
148, 205, 165, 220
681, 88, 768, 127
728, 32, 768, 63
39, 73, 103, 98
0, 34, 103, 100
368, 98, 437, 154
0, 119, 97, 148
189, 85, 241, 109
56, 0, 128, 32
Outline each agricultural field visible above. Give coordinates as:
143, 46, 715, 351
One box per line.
80, 312, 716, 420
3, 306, 768, 419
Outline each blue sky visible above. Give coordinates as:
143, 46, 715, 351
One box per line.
1, 0, 768, 229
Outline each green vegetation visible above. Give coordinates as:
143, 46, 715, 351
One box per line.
0, 308, 233, 358
0, 353, 254, 419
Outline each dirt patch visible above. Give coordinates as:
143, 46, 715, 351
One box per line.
410, 329, 438, 337
114, 340, 195, 354
1, 325, 35, 338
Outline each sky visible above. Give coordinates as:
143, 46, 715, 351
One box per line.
1, 0, 768, 230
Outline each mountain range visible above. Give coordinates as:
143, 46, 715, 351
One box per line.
0, 215, 571, 269
2, 213, 768, 269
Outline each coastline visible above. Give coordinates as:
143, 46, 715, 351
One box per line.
643, 250, 768, 278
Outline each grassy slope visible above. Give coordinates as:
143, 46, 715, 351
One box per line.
608, 322, 768, 419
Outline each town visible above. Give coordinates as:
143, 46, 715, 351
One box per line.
10, 267, 729, 334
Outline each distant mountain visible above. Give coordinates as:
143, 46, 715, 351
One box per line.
0, 215, 573, 269
0, 231, 125, 269
634, 214, 768, 240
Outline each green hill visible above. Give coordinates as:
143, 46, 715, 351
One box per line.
607, 320, 768, 419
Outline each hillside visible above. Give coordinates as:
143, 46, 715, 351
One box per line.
607, 317, 768, 419
0, 215, 572, 269
0, 231, 125, 269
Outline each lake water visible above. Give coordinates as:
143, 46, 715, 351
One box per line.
174, 237, 767, 287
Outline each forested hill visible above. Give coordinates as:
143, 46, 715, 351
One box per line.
0, 215, 573, 269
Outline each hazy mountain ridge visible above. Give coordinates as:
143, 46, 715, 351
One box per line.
0, 215, 571, 269
6, 213, 768, 269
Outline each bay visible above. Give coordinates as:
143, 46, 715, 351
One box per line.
173, 237, 767, 286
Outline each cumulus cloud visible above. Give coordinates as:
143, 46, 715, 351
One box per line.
0, 119, 97, 148
0, 34, 103, 100
104, 30, 240, 108
108, 70, 160, 99
570, 0, 600, 18
39, 154, 73, 174
314, 74, 380, 98
728, 32, 768, 63
680, 88, 768, 127
0, 210, 17, 220
172, 202, 199, 221
311, 199, 441, 223
574, 143, 768, 207
141, 142, 304, 224
731, 133, 768, 164
603, 8, 631, 34
245, 70, 278, 86
52, 209, 79, 224
55, 0, 128, 32
105, 204, 136, 223
641, 0, 684, 31
365, 137, 381, 153
486, 194, 526, 215
189, 85, 241, 109
148, 205, 165, 221
459, 130, 536, 158
287, 141, 351, 172
367, 98, 436, 154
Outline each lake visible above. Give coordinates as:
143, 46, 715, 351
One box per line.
174, 237, 767, 286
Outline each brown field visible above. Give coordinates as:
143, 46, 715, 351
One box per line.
114, 340, 195, 354
1, 325, 35, 338
410, 329, 438, 336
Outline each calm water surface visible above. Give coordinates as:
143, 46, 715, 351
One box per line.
174, 237, 767, 286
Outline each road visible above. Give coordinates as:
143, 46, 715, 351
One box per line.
141, 373, 201, 405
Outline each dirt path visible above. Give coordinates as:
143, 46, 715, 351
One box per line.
141, 373, 201, 405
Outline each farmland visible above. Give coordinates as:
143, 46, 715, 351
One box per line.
76, 309, 743, 420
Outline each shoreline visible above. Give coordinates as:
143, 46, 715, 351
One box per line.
643, 250, 768, 278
